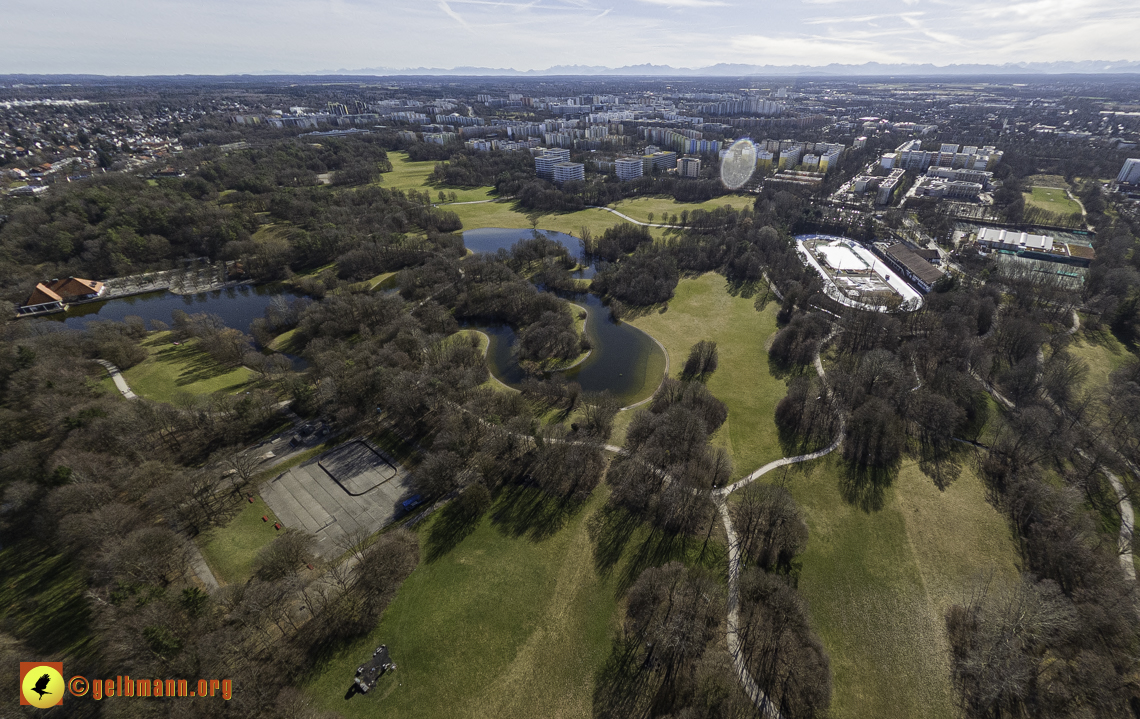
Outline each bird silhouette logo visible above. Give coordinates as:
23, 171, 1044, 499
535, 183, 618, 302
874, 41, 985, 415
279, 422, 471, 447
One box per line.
20, 662, 64, 708
32, 674, 53, 699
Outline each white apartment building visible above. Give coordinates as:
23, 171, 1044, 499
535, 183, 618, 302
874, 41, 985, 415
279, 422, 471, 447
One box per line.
535, 148, 572, 180
616, 157, 644, 180
552, 162, 585, 185
679, 156, 701, 178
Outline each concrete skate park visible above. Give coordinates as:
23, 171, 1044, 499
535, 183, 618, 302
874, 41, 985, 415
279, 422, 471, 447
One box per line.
260, 439, 413, 557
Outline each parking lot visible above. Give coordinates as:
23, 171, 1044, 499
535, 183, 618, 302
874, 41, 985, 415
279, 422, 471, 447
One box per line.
260, 439, 414, 557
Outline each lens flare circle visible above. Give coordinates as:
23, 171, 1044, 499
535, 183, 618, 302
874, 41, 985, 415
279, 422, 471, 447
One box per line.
719, 138, 757, 190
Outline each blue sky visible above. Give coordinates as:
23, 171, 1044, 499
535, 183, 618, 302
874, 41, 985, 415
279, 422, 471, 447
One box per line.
2, 0, 1139, 74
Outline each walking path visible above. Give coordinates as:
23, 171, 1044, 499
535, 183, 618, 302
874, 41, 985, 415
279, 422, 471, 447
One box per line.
1102, 466, 1136, 581
713, 326, 843, 719
586, 205, 683, 229
971, 307, 1135, 587
187, 540, 221, 591
93, 359, 137, 399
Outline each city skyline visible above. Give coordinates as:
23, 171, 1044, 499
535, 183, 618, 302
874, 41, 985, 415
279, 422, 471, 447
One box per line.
3, 0, 1140, 76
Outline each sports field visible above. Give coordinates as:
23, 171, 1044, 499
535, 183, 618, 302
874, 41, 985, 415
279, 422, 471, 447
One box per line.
1023, 185, 1081, 216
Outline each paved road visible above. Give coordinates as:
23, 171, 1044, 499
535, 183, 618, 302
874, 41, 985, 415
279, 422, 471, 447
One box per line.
93, 359, 137, 399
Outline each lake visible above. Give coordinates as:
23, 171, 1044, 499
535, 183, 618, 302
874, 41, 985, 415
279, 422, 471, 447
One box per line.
463, 228, 666, 407
49, 283, 306, 333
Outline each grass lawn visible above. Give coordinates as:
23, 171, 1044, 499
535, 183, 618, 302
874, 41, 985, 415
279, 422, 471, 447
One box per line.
609, 195, 754, 224
120, 332, 254, 403
449, 199, 668, 240
788, 455, 1021, 719
605, 272, 1019, 717
267, 327, 300, 353
198, 496, 282, 585
379, 152, 495, 203
621, 273, 787, 475
305, 484, 723, 719
306, 489, 614, 719
1069, 327, 1134, 394
1023, 185, 1081, 216
0, 542, 95, 657
197, 444, 337, 584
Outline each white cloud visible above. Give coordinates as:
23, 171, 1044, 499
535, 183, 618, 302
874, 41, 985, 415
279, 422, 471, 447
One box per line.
437, 0, 472, 29
0, 0, 1136, 74
636, 0, 728, 7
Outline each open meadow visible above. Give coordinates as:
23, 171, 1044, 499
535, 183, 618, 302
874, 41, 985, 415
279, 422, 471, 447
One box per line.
305, 486, 723, 719
1023, 185, 1082, 216
621, 273, 786, 471
618, 272, 1021, 718
609, 194, 754, 223
120, 332, 254, 403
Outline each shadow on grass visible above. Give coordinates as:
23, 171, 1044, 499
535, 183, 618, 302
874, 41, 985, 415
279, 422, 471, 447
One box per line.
587, 503, 709, 597
151, 343, 245, 387
724, 278, 761, 299
591, 635, 660, 719
917, 445, 965, 491
0, 543, 94, 657
776, 421, 834, 458
839, 459, 898, 513
489, 482, 585, 543
765, 348, 811, 382
425, 498, 485, 563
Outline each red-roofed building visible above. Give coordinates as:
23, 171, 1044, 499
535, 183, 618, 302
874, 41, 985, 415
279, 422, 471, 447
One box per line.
17, 277, 105, 316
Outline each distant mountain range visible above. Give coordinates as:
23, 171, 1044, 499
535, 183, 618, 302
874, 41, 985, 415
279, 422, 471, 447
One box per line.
311, 60, 1140, 77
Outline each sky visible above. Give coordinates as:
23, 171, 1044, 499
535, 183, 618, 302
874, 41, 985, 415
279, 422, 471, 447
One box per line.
2, 0, 1139, 75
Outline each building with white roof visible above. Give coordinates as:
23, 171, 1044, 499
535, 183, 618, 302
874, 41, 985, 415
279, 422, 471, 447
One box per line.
976, 227, 1054, 253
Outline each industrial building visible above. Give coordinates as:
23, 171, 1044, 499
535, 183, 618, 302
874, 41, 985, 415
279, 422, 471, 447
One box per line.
976, 227, 1054, 253
881, 141, 1002, 172
876, 242, 945, 293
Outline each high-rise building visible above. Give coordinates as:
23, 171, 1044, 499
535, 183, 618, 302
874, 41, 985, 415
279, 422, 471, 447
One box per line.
779, 146, 803, 169
1118, 158, 1140, 185
552, 162, 585, 185
679, 157, 701, 178
615, 157, 644, 181
535, 148, 572, 180
643, 151, 678, 173
819, 148, 842, 172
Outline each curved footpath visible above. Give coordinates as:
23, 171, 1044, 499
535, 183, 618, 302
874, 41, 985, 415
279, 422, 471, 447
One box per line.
714, 326, 844, 719
971, 307, 1135, 586
586, 205, 683, 229
93, 359, 137, 399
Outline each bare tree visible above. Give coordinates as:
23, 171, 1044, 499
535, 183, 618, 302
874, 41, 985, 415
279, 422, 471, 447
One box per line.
732, 483, 809, 572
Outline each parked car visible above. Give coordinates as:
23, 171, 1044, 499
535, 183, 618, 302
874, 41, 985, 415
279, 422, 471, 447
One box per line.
402, 495, 423, 512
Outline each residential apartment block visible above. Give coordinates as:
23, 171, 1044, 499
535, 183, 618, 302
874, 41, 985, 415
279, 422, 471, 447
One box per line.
615, 157, 645, 180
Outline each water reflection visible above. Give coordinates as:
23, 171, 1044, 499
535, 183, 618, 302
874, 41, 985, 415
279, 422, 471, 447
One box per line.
462, 228, 665, 406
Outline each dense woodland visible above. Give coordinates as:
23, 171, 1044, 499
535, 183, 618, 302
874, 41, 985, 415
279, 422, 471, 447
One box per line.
2, 125, 1140, 719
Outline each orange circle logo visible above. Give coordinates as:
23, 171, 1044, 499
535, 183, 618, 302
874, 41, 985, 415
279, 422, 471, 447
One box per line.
20, 663, 64, 708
